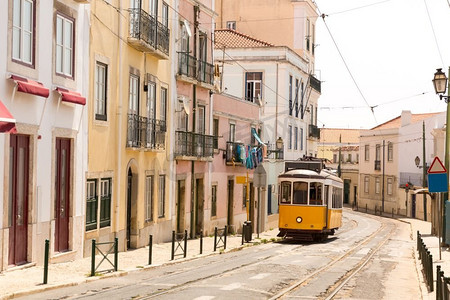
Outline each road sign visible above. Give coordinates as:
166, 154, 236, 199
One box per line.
428, 156, 446, 174
428, 173, 448, 193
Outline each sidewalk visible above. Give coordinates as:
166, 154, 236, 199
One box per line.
0, 229, 279, 299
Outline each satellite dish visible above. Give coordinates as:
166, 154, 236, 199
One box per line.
183, 20, 192, 37
180, 96, 190, 115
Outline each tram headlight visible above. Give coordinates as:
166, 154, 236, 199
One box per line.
296, 216, 302, 223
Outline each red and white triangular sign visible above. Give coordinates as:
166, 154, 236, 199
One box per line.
428, 156, 447, 174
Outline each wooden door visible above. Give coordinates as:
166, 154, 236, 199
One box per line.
127, 168, 132, 249
55, 138, 70, 252
8, 134, 29, 265
227, 179, 234, 232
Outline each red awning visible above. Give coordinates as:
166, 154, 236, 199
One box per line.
56, 87, 86, 106
11, 74, 50, 98
0, 100, 17, 133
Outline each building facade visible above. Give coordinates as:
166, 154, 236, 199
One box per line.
0, 0, 89, 270
359, 111, 445, 221
86, 0, 173, 255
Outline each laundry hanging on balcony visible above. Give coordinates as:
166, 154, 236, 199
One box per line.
251, 128, 265, 145
245, 145, 263, 170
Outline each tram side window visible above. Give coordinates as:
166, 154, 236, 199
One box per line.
293, 182, 308, 204
280, 181, 292, 204
332, 187, 343, 208
309, 182, 323, 205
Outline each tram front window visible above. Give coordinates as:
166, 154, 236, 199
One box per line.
293, 182, 308, 204
309, 182, 323, 205
280, 181, 291, 204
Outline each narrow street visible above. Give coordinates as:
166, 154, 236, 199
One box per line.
19, 211, 422, 300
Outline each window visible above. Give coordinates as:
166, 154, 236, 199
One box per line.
211, 185, 217, 217
294, 127, 298, 150
300, 82, 304, 119
160, 87, 167, 122
356, 154, 359, 163
333, 154, 337, 163
332, 187, 342, 208
289, 75, 293, 116
347, 154, 352, 162
149, 0, 157, 17
375, 144, 381, 160
310, 104, 314, 124
364, 176, 369, 193
306, 19, 310, 51
375, 177, 380, 194
387, 178, 393, 195
146, 80, 156, 119
312, 24, 315, 55
162, 2, 168, 27
288, 125, 292, 149
145, 176, 154, 221
364, 145, 369, 161
226, 21, 236, 30
388, 142, 393, 161
95, 62, 107, 121
56, 14, 74, 77
295, 79, 299, 117
158, 175, 165, 217
213, 118, 219, 149
86, 180, 97, 231
12, 0, 34, 65
300, 128, 304, 150
100, 178, 111, 228
177, 99, 188, 130
293, 182, 307, 204
245, 72, 262, 102
197, 105, 205, 134
129, 74, 139, 114
309, 182, 323, 205
229, 123, 235, 142
279, 181, 291, 204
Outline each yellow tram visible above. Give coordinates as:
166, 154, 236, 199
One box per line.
277, 160, 343, 241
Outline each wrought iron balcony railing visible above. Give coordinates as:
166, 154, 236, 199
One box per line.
266, 143, 284, 160
309, 74, 321, 93
308, 124, 320, 139
175, 131, 214, 158
374, 160, 381, 171
127, 114, 166, 149
129, 8, 170, 56
225, 141, 245, 165
198, 60, 214, 85
178, 52, 197, 78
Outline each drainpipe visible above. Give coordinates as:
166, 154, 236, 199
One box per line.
191, 86, 197, 238
115, 0, 123, 240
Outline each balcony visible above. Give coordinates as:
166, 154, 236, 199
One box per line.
127, 114, 166, 150
225, 141, 245, 166
128, 9, 170, 58
198, 60, 214, 85
309, 75, 321, 93
374, 160, 381, 171
308, 124, 320, 139
266, 143, 284, 160
175, 131, 214, 159
177, 52, 214, 86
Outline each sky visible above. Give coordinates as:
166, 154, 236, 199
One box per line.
314, 0, 450, 129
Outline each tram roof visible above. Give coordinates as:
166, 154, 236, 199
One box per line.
279, 169, 343, 182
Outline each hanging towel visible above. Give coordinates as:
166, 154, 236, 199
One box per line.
240, 145, 246, 162
236, 144, 241, 162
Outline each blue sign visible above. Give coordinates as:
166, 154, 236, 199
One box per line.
428, 173, 448, 193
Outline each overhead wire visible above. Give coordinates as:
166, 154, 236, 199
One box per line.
423, 0, 446, 68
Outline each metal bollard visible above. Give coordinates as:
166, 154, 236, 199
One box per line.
114, 238, 118, 272
224, 225, 228, 250
375, 206, 377, 215
43, 239, 49, 284
366, 203, 368, 213
184, 230, 188, 258
171, 231, 175, 260
91, 239, 96, 276
241, 226, 244, 245
392, 208, 394, 218
148, 235, 153, 265
214, 227, 217, 252
200, 230, 203, 255
437, 265, 441, 299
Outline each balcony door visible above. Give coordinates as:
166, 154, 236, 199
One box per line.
8, 134, 29, 266
146, 80, 156, 147
129, 0, 141, 35
55, 138, 71, 252
227, 179, 234, 233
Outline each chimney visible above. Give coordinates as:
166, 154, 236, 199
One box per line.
401, 110, 412, 127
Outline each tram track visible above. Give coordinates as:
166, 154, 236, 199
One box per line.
270, 212, 397, 300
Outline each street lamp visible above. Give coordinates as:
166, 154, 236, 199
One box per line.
276, 137, 284, 150
433, 67, 450, 245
